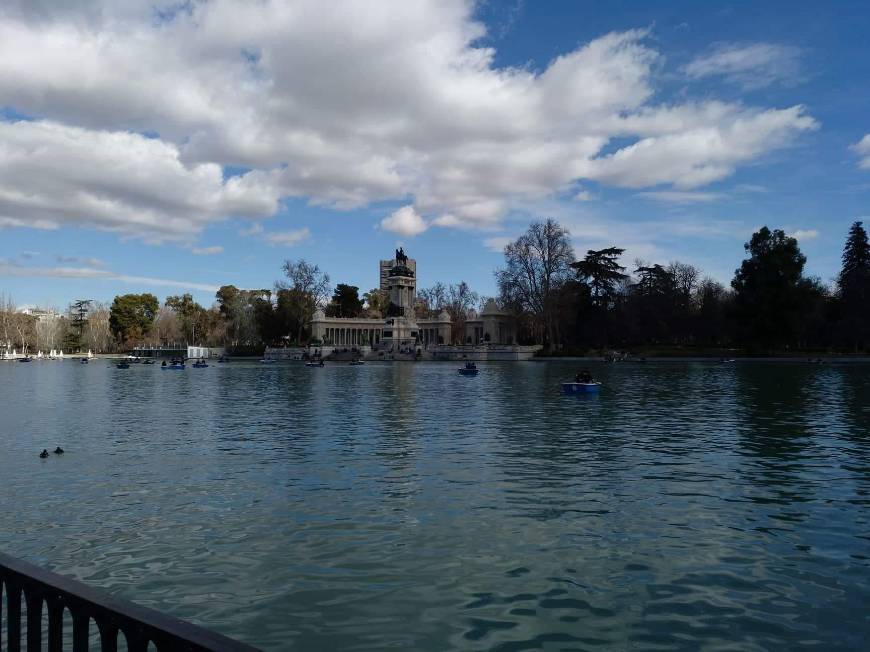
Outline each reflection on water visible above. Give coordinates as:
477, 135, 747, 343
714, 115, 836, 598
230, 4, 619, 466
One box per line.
2, 360, 869, 650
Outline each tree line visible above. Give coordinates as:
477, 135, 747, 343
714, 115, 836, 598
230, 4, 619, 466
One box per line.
2, 258, 485, 354
7, 219, 865, 356
495, 218, 870, 355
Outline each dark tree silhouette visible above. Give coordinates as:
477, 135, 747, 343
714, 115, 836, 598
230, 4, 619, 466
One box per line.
837, 221, 870, 350
325, 284, 364, 318
571, 247, 627, 309
496, 219, 574, 352
731, 227, 808, 351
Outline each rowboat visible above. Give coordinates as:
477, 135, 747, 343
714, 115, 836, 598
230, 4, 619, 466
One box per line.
561, 382, 601, 394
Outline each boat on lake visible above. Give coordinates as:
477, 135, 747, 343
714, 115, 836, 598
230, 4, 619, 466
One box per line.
350, 359, 365, 365
458, 362, 479, 376
79, 358, 89, 365
562, 382, 601, 394
162, 359, 185, 370
192, 360, 209, 368
143, 358, 156, 365
116, 361, 130, 369
217, 355, 230, 363
18, 356, 33, 363
306, 360, 325, 367
260, 358, 277, 364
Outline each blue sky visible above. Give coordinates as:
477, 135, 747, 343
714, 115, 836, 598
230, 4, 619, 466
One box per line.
1, 0, 869, 309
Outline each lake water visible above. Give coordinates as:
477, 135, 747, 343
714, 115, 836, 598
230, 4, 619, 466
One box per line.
1, 359, 869, 650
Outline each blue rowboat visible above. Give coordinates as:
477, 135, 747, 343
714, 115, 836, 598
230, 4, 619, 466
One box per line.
562, 382, 601, 394
162, 363, 185, 370
192, 362, 209, 368
116, 362, 130, 369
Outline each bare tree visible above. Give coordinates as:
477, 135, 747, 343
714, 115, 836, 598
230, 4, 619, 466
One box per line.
668, 261, 699, 306
277, 259, 331, 344
84, 303, 113, 353
152, 305, 182, 345
446, 281, 479, 343
496, 218, 575, 352
0, 294, 14, 353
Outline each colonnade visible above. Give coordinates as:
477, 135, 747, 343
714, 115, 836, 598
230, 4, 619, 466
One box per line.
324, 326, 382, 347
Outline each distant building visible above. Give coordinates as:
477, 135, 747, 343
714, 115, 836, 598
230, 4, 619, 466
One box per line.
309, 249, 537, 359
18, 307, 61, 322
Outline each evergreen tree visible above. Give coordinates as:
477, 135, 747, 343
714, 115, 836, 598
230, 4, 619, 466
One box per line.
837, 221, 870, 349
731, 227, 807, 351
325, 284, 364, 318
571, 247, 627, 309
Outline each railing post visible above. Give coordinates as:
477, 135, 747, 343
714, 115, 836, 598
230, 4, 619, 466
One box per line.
122, 625, 151, 652
71, 607, 89, 652
24, 587, 43, 651
6, 581, 22, 652
46, 596, 64, 652
97, 615, 119, 652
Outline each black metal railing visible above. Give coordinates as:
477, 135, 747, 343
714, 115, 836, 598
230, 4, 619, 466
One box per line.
0, 552, 260, 651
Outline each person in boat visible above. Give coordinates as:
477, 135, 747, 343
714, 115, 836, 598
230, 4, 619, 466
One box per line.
54, 447, 64, 454
465, 361, 476, 370
575, 369, 593, 384
162, 360, 167, 367
39, 449, 49, 458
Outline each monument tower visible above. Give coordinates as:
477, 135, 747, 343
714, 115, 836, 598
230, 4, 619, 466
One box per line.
381, 247, 419, 352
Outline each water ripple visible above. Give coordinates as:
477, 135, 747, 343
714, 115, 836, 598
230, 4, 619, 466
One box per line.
1, 360, 869, 649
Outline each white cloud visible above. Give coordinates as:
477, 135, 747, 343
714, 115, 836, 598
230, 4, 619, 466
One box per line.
788, 229, 819, 240
573, 190, 595, 202
56, 255, 105, 267
638, 190, 722, 203
265, 227, 311, 246
852, 134, 870, 169
0, 3, 818, 236
683, 42, 802, 89
381, 206, 428, 237
191, 246, 224, 255
0, 120, 279, 240
483, 236, 512, 252
0, 261, 218, 292
239, 222, 264, 237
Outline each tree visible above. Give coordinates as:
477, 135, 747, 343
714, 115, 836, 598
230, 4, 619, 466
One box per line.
84, 303, 114, 353
0, 294, 15, 353
496, 218, 575, 352
65, 299, 92, 352
109, 293, 159, 344
446, 281, 479, 343
277, 259, 331, 344
837, 221, 870, 350
363, 287, 389, 317
151, 306, 182, 345
694, 278, 730, 346
165, 294, 210, 344
571, 247, 627, 310
417, 282, 448, 315
215, 285, 269, 348
731, 226, 808, 351
325, 284, 364, 318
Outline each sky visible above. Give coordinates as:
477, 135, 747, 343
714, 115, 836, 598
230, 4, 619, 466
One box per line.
1, 0, 870, 309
